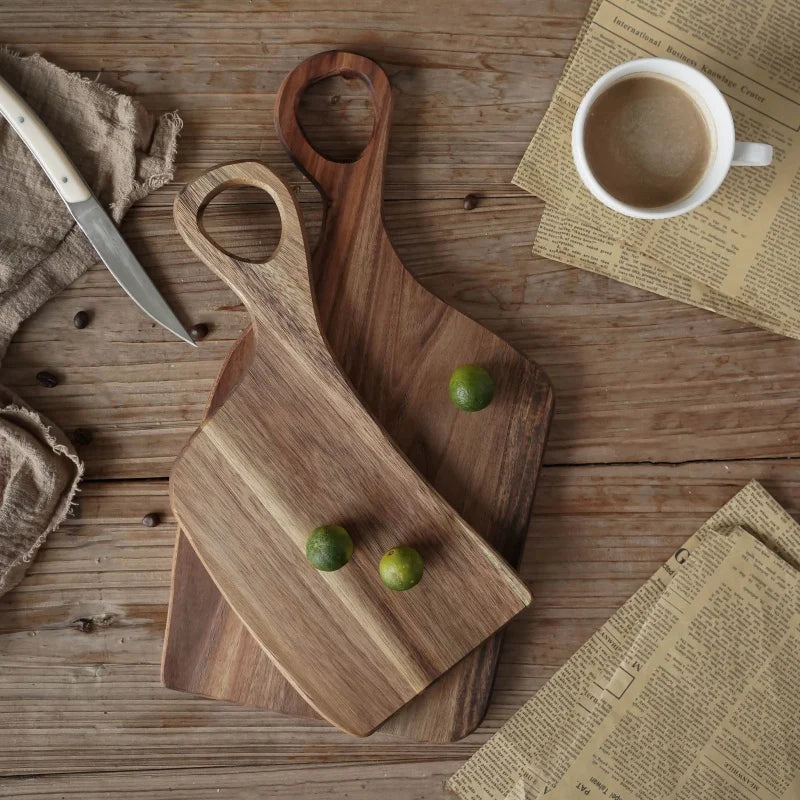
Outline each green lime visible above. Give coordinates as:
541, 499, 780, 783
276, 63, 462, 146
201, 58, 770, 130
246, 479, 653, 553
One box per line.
449, 364, 494, 412
379, 546, 424, 591
305, 525, 353, 572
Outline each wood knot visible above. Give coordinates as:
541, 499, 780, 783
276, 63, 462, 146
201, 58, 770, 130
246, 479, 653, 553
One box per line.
73, 613, 116, 633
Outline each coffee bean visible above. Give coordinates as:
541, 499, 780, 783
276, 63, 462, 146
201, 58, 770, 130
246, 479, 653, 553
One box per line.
36, 371, 59, 388
72, 310, 90, 329
71, 427, 93, 447
190, 323, 209, 341
463, 193, 479, 211
141, 512, 160, 528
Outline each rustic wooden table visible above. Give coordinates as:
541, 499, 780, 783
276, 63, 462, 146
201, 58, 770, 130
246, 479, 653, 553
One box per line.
2, 2, 800, 797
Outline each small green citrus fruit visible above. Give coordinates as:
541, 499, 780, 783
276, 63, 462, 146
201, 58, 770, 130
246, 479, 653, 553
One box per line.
306, 525, 353, 571
448, 364, 494, 412
379, 546, 424, 591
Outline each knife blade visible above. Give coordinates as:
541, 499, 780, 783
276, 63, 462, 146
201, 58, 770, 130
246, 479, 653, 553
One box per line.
0, 72, 196, 346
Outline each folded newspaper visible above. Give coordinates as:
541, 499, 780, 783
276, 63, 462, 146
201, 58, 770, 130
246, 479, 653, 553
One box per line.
516, 0, 800, 338
446, 481, 800, 799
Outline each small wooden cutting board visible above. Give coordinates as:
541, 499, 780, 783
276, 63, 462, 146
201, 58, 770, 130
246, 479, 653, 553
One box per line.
169, 160, 532, 737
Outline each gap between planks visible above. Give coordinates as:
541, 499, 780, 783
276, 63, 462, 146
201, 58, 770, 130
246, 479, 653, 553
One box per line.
82, 455, 800, 486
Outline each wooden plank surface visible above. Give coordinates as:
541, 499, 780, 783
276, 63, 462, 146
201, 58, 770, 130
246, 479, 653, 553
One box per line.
3, 467, 800, 796
0, 0, 586, 201
2, 0, 800, 796
1, 762, 465, 799
6, 198, 800, 479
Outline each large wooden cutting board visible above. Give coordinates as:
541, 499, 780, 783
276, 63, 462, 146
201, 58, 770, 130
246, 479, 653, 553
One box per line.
170, 160, 532, 737
162, 51, 554, 741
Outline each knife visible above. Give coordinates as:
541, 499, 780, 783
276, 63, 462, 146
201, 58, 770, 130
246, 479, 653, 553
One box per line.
0, 73, 196, 346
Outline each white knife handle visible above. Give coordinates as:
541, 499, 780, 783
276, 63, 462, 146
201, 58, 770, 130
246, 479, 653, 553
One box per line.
0, 73, 91, 204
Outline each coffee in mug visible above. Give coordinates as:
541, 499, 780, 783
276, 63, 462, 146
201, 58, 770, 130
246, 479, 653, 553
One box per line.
572, 58, 773, 219
583, 75, 712, 208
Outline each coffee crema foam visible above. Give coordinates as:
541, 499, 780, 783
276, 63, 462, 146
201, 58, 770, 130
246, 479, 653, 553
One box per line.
583, 75, 712, 208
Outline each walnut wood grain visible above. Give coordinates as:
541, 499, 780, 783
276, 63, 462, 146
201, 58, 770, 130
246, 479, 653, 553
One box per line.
162, 52, 553, 742
164, 331, 321, 721
169, 160, 532, 736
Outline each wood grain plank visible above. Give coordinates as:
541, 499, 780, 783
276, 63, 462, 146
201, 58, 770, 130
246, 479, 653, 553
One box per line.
4, 197, 800, 480
2, 466, 799, 778
0, 761, 462, 799
0, 0, 593, 199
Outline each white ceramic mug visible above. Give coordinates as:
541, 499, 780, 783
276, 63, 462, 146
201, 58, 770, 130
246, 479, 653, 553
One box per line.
572, 58, 773, 219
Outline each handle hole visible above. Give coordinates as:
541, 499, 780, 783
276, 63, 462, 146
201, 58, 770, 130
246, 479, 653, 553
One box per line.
297, 74, 375, 163
200, 186, 283, 263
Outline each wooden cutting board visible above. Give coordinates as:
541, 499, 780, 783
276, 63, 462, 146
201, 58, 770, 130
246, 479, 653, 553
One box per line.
169, 159, 532, 737
162, 51, 554, 741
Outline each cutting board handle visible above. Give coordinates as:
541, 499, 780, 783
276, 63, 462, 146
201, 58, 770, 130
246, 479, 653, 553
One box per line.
274, 51, 393, 200
173, 161, 319, 334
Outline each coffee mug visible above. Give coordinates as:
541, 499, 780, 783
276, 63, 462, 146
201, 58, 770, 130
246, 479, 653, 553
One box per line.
572, 58, 773, 219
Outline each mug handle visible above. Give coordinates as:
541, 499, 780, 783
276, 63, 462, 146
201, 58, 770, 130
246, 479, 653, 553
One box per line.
732, 142, 773, 166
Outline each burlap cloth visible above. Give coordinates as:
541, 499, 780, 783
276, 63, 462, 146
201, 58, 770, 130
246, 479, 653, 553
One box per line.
0, 47, 181, 595
0, 386, 82, 596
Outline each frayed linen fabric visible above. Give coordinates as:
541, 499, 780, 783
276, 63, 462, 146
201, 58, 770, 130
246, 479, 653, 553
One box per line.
0, 46, 181, 356
0, 46, 181, 593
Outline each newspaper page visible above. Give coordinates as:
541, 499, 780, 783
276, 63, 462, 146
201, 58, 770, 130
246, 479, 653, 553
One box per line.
514, 0, 800, 333
521, 0, 800, 340
533, 205, 799, 338
546, 525, 800, 800
446, 481, 800, 800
